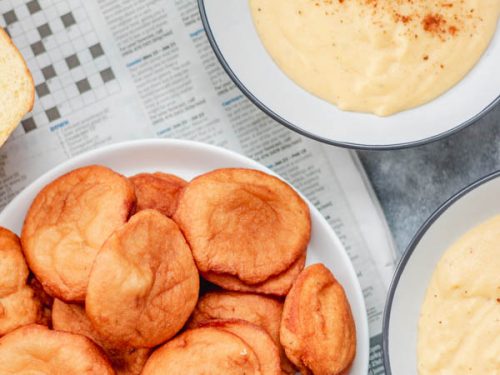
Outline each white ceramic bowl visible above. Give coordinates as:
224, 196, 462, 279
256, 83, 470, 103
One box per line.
0, 139, 369, 374
383, 171, 500, 374
199, 0, 500, 149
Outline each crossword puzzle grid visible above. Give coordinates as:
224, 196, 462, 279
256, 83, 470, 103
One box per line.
0, 0, 120, 137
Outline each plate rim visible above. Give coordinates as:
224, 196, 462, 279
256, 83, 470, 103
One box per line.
382, 169, 500, 374
198, 0, 500, 151
0, 138, 370, 373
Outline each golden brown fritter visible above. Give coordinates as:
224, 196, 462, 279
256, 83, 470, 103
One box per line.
142, 327, 262, 374
198, 320, 281, 375
281, 264, 356, 375
52, 299, 150, 375
187, 291, 295, 374
22, 165, 136, 302
0, 228, 41, 336
130, 172, 187, 217
202, 253, 306, 296
174, 168, 311, 284
86, 210, 199, 348
0, 324, 114, 373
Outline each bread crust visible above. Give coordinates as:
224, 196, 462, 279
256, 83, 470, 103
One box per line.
0, 27, 34, 147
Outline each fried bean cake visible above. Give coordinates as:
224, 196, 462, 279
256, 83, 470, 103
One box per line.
198, 320, 281, 375
174, 168, 310, 285
0, 228, 41, 336
22, 165, 136, 302
188, 291, 295, 374
281, 264, 356, 375
142, 327, 262, 374
52, 299, 150, 375
86, 209, 199, 348
0, 324, 114, 373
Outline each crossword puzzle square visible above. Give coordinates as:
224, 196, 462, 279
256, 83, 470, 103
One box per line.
89, 43, 104, 59
53, 90, 66, 105
56, 1, 71, 15
78, 49, 92, 64
42, 65, 56, 80
47, 47, 63, 63
3, 10, 18, 25
37, 23, 52, 38
41, 94, 55, 109
13, 3, 30, 20
27, 0, 42, 15
31, 40, 45, 56
32, 12, 45, 27
61, 12, 76, 28
88, 73, 101, 89
37, 53, 51, 68
70, 65, 85, 82
33, 112, 46, 127
95, 86, 107, 100
46, 107, 61, 122
48, 76, 62, 91
82, 91, 94, 106
73, 36, 87, 51
65, 54, 80, 69
35, 82, 50, 97
65, 82, 79, 98
21, 118, 37, 133
76, 78, 91, 94
100, 68, 115, 83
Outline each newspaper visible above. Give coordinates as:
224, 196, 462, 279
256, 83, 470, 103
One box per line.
0, 0, 396, 373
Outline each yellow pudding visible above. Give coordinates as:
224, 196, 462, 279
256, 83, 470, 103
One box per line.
249, 0, 500, 116
418, 215, 500, 375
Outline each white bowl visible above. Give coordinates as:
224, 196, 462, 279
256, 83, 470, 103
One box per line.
0, 139, 369, 374
199, 1, 500, 149
383, 171, 500, 374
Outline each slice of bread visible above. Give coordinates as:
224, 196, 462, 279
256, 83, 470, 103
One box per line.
0, 27, 34, 147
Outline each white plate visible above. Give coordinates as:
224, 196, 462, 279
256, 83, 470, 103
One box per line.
199, 1, 500, 149
0, 139, 369, 374
383, 171, 500, 374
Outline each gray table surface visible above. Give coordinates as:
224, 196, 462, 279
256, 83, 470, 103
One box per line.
358, 103, 500, 255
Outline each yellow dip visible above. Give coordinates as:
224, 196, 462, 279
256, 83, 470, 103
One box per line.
418, 215, 500, 375
249, 1, 500, 116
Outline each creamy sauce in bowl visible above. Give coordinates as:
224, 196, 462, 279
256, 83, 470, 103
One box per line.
249, 0, 500, 116
418, 215, 500, 374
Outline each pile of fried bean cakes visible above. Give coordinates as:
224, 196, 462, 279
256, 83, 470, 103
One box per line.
0, 165, 357, 375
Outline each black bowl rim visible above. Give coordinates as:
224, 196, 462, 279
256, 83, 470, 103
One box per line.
198, 0, 500, 151
382, 170, 500, 374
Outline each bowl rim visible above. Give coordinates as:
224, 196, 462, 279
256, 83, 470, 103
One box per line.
382, 169, 500, 374
198, 0, 500, 151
